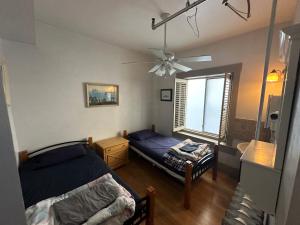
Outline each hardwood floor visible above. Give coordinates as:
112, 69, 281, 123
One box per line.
116, 153, 237, 225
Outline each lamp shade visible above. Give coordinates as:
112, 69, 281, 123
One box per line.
267, 69, 280, 82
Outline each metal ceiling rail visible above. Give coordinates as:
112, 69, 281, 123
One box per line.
151, 0, 251, 30
151, 0, 208, 30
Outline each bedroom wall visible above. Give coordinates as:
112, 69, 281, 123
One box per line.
294, 1, 300, 24
1, 21, 153, 151
0, 60, 26, 224
153, 24, 286, 136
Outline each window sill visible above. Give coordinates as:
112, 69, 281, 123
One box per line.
174, 130, 226, 146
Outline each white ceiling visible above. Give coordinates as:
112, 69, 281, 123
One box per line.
34, 0, 297, 53
0, 0, 35, 44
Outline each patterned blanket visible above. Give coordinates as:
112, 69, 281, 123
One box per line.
25, 173, 135, 225
163, 152, 187, 172
163, 139, 212, 173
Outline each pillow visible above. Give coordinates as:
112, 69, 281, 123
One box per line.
129, 129, 157, 141
32, 144, 87, 169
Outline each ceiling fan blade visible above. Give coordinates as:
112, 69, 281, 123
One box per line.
149, 64, 162, 73
122, 60, 157, 64
177, 55, 212, 63
149, 48, 167, 60
172, 62, 192, 72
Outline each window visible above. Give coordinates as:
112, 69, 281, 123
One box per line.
174, 73, 232, 141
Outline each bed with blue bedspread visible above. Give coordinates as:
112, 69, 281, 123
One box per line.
18, 138, 155, 225
125, 128, 218, 209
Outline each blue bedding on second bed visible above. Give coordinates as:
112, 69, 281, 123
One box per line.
19, 146, 139, 209
128, 131, 215, 176
129, 134, 180, 163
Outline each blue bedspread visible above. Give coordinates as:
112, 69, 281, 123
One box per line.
19, 148, 139, 208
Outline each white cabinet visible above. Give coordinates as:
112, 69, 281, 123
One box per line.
240, 140, 281, 214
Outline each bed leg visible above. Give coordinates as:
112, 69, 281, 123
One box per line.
123, 130, 128, 139
212, 145, 219, 181
184, 161, 193, 209
146, 186, 156, 225
88, 137, 93, 147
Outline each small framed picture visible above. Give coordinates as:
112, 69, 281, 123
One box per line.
160, 89, 172, 101
85, 83, 119, 107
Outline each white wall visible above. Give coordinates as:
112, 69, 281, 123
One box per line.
2, 21, 153, 151
294, 1, 300, 24
153, 24, 286, 136
0, 63, 26, 225
0, 64, 20, 161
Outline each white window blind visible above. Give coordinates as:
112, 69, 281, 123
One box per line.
218, 73, 233, 143
173, 79, 187, 131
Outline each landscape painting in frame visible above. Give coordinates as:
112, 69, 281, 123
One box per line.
86, 83, 119, 107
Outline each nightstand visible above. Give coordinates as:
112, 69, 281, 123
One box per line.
95, 137, 129, 169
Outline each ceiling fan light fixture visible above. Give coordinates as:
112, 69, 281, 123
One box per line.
131, 11, 212, 77
155, 66, 166, 76
169, 68, 176, 76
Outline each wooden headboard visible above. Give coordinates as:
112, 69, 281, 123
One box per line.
19, 137, 93, 163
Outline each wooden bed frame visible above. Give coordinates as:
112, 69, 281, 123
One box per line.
123, 125, 218, 210
19, 137, 156, 225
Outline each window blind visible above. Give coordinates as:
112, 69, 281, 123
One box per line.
173, 79, 187, 131
218, 73, 233, 143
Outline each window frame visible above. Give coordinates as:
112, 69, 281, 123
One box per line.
174, 63, 242, 145
184, 75, 226, 136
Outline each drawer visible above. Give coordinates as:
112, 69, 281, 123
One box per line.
107, 154, 128, 169
108, 148, 128, 159
106, 143, 128, 154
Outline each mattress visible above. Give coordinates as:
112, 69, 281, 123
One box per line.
19, 147, 140, 208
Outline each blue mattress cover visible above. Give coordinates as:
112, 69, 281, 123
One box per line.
19, 147, 139, 208
128, 133, 215, 176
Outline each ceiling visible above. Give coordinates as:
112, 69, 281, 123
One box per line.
0, 0, 35, 44
34, 0, 297, 53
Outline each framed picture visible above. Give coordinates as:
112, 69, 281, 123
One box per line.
160, 89, 172, 101
86, 83, 119, 107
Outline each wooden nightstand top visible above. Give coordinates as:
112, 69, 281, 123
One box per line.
96, 137, 128, 149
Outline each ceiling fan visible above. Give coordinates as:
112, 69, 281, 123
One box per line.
123, 13, 212, 77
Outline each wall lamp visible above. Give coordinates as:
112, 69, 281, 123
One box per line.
267, 69, 283, 83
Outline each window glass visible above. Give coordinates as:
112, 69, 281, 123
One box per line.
185, 79, 206, 132
203, 78, 225, 134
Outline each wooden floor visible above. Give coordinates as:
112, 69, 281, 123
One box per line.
116, 154, 237, 225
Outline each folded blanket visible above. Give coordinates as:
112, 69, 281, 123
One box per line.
25, 173, 135, 225
170, 139, 210, 162
163, 152, 187, 173
180, 144, 199, 153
